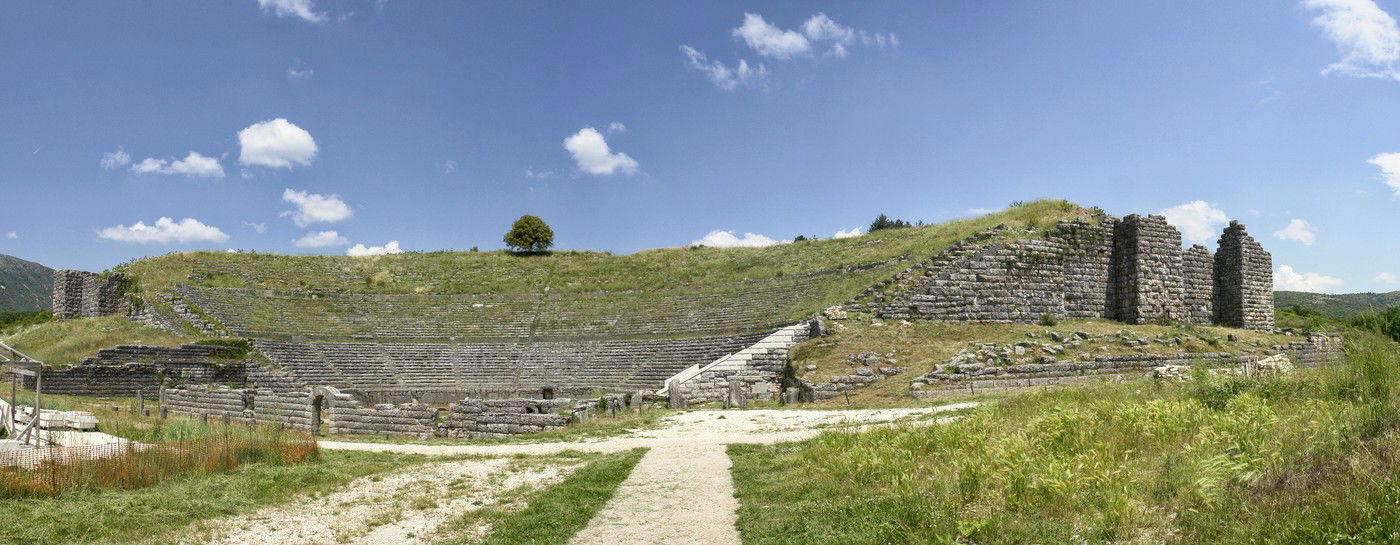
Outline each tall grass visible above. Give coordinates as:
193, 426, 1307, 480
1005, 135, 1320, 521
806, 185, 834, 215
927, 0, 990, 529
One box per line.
0, 425, 317, 498
731, 333, 1400, 544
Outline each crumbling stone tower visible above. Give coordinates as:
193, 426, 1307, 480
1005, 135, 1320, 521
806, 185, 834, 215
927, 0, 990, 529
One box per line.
1111, 214, 1186, 324
1181, 244, 1215, 325
51, 270, 127, 319
1213, 221, 1273, 330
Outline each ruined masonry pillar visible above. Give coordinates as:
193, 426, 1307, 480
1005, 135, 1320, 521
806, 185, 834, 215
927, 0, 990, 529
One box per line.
1213, 221, 1274, 330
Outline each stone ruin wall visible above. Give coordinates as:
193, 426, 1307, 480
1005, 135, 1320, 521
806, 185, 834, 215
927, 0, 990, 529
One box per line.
1215, 221, 1275, 330
22, 344, 248, 398
876, 214, 1274, 331
51, 270, 129, 320
910, 333, 1340, 398
162, 384, 581, 438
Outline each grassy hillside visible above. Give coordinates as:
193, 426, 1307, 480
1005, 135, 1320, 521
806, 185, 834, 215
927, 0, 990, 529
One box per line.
1274, 290, 1400, 319
792, 319, 1299, 404
1, 316, 197, 365
0, 253, 52, 312
117, 200, 1094, 296
732, 333, 1400, 544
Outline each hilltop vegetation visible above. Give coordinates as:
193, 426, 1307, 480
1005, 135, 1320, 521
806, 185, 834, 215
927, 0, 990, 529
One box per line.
0, 253, 52, 312
1274, 290, 1400, 319
1, 315, 196, 365
116, 200, 1094, 297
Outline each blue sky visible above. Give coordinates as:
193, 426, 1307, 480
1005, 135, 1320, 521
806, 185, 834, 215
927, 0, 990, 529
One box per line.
2, 1, 1400, 293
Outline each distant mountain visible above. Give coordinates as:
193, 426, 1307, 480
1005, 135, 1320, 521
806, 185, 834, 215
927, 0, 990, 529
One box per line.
0, 254, 52, 312
1273, 290, 1400, 319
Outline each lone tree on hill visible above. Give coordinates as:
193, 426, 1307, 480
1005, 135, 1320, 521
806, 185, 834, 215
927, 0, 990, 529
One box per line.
504, 214, 554, 253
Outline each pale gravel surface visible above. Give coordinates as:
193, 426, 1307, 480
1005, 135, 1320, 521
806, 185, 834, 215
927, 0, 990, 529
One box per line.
325, 404, 977, 545
166, 456, 574, 545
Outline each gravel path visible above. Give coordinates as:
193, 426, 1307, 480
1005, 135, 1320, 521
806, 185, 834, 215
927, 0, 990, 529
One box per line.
168, 456, 575, 545
324, 404, 976, 544
567, 443, 740, 545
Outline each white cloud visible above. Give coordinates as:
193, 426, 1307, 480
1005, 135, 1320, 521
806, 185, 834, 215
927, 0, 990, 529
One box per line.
680, 45, 768, 90
563, 127, 639, 175
238, 118, 318, 169
129, 151, 225, 178
97, 217, 229, 245
833, 227, 861, 239
226, 248, 239, 253
525, 167, 554, 178
287, 68, 314, 79
1304, 0, 1400, 80
691, 230, 788, 248
1274, 218, 1318, 245
802, 13, 854, 43
293, 230, 348, 247
257, 0, 327, 23
1366, 152, 1400, 196
1160, 200, 1229, 244
728, 12, 896, 62
281, 188, 353, 227
608, 122, 627, 134
243, 221, 268, 234
441, 160, 458, 174
100, 147, 130, 169
347, 240, 402, 256
734, 13, 811, 59
1376, 272, 1400, 283
5, 231, 16, 239
1274, 264, 1345, 292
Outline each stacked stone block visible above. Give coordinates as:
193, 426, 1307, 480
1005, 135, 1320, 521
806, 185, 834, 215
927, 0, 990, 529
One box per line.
442, 399, 574, 438
1214, 221, 1274, 331
23, 343, 248, 398
1181, 245, 1215, 325
328, 401, 437, 437
1112, 215, 1185, 324
51, 270, 127, 319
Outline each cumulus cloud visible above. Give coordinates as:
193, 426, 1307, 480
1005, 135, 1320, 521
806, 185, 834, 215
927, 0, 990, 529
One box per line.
347, 240, 402, 256
1366, 152, 1400, 196
608, 122, 627, 133
1274, 218, 1318, 245
129, 151, 225, 178
691, 230, 788, 248
1303, 0, 1400, 80
282, 188, 353, 227
1376, 272, 1400, 284
100, 147, 130, 169
731, 12, 898, 60
1160, 200, 1229, 245
257, 0, 327, 23
833, 227, 861, 239
238, 118, 318, 169
1274, 264, 1345, 292
287, 68, 314, 79
563, 127, 639, 175
293, 230, 348, 247
5, 232, 16, 239
680, 45, 768, 91
524, 167, 554, 178
734, 13, 812, 59
243, 221, 268, 234
97, 217, 229, 245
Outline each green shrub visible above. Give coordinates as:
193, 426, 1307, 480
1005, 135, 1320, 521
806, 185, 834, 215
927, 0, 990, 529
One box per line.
503, 215, 555, 253
1039, 313, 1057, 326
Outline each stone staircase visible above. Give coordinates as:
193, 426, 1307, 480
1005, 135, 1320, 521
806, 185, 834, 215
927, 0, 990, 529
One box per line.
657, 322, 812, 403
844, 226, 1007, 315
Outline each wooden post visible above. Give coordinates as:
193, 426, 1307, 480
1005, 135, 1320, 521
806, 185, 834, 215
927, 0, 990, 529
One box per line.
9, 373, 15, 435
137, 391, 144, 415
32, 370, 40, 447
